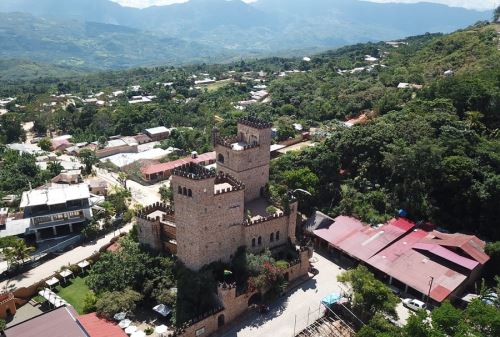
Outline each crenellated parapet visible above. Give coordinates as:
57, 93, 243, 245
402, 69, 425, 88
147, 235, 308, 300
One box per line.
172, 163, 216, 180
214, 172, 245, 195
238, 115, 273, 129
136, 202, 175, 222
244, 211, 286, 227
216, 136, 260, 151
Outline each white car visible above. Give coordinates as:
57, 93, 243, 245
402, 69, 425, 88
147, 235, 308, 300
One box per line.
402, 298, 427, 311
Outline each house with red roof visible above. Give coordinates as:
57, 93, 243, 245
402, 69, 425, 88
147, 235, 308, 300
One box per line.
140, 151, 216, 182
4, 306, 127, 337
313, 216, 489, 304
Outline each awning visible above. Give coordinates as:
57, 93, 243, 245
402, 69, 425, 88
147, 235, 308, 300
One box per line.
153, 304, 171, 317
38, 288, 68, 308
60, 269, 73, 279
46, 277, 59, 287
321, 293, 341, 306
78, 260, 90, 269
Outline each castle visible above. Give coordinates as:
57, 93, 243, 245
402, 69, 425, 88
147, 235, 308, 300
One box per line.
137, 116, 298, 270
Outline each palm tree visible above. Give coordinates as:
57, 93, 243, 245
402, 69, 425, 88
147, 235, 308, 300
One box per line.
4, 240, 35, 269
117, 172, 128, 188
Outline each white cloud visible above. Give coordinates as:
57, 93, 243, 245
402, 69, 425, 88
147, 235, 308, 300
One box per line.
111, 0, 496, 11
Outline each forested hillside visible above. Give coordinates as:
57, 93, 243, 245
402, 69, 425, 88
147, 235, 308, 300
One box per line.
0, 0, 490, 73
1, 22, 499, 241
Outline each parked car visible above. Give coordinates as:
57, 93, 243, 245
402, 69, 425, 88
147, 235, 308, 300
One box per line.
402, 298, 426, 311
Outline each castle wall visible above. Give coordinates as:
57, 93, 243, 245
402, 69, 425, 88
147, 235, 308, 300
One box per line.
137, 217, 162, 251
244, 215, 290, 253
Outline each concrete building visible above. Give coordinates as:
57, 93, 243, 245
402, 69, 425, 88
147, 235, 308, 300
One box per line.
19, 184, 92, 241
144, 126, 170, 141
138, 116, 299, 271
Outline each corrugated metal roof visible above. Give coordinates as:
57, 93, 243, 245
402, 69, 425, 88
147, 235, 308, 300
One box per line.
413, 242, 479, 270
20, 183, 90, 208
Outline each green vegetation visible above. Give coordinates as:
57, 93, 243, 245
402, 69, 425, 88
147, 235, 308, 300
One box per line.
55, 276, 92, 314
337, 266, 399, 323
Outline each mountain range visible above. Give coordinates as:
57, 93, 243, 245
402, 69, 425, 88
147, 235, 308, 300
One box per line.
0, 0, 492, 74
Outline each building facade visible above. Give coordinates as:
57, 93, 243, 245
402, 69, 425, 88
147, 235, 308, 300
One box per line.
138, 116, 298, 271
19, 184, 93, 241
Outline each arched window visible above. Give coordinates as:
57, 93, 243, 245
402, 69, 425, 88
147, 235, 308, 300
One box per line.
258, 236, 262, 245
270, 233, 274, 242
188, 189, 192, 197
252, 238, 256, 247
276, 231, 280, 241
178, 186, 182, 194
218, 153, 225, 163
182, 187, 187, 196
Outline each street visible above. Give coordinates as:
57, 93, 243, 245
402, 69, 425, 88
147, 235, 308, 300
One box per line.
220, 252, 346, 337
0, 223, 132, 291
220, 252, 412, 337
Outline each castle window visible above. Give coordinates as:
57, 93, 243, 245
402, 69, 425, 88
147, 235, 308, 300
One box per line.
258, 236, 262, 245
276, 231, 280, 241
188, 189, 192, 197
182, 187, 187, 196
270, 233, 274, 242
178, 186, 182, 194
218, 153, 225, 163
252, 238, 256, 247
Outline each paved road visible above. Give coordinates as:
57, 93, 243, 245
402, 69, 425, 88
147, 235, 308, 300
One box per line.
0, 223, 132, 292
219, 252, 412, 337
95, 168, 163, 206
220, 252, 346, 337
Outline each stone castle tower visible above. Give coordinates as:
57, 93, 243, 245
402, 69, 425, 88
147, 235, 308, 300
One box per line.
170, 116, 297, 271
213, 116, 272, 202
172, 165, 246, 270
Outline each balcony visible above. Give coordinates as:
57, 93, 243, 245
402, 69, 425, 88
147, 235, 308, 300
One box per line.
30, 211, 87, 230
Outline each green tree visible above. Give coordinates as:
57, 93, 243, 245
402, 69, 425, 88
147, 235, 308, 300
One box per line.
47, 161, 63, 177
38, 138, 52, 151
0, 113, 25, 144
159, 184, 173, 204
4, 239, 35, 269
337, 265, 399, 322
95, 289, 143, 319
79, 149, 98, 175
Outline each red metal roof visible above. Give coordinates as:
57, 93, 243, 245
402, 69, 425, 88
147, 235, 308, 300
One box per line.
314, 216, 415, 261
78, 313, 127, 337
141, 151, 215, 175
422, 231, 490, 265
413, 242, 479, 270
367, 229, 470, 302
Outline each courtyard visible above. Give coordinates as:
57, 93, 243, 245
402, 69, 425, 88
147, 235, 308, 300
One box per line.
219, 252, 346, 337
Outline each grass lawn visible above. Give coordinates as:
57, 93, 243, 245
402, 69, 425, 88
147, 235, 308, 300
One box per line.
205, 79, 232, 92
55, 276, 91, 314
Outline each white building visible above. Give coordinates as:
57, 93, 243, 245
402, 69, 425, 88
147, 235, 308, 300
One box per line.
11, 184, 93, 241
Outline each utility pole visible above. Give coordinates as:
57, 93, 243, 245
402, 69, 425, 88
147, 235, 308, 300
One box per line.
426, 276, 434, 307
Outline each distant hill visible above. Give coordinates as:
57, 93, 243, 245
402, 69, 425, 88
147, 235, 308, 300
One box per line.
0, 12, 231, 71
0, 0, 492, 72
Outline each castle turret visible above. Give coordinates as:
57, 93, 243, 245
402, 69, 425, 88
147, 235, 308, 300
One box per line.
215, 116, 272, 202
172, 163, 245, 270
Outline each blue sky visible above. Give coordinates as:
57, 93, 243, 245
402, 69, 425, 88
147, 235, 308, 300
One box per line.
112, 0, 496, 11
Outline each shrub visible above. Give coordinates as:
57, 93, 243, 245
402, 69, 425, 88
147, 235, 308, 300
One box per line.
95, 289, 143, 319
82, 292, 97, 313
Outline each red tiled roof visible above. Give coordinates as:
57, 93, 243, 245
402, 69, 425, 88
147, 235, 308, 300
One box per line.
141, 151, 216, 175
78, 313, 127, 337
